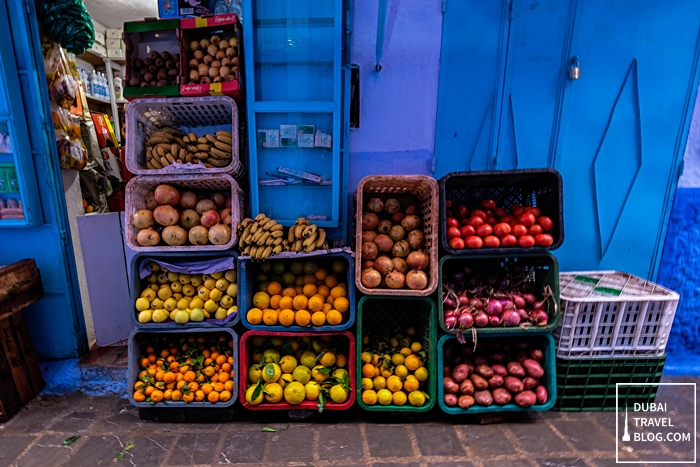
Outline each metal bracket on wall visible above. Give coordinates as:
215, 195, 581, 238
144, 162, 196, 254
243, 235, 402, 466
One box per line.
350, 65, 360, 129
375, 0, 388, 72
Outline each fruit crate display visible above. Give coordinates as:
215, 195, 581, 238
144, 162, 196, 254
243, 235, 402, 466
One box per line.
554, 355, 665, 411
125, 174, 242, 251
439, 254, 560, 334
553, 271, 679, 358
239, 253, 354, 331
129, 252, 239, 328
437, 333, 557, 415
127, 328, 238, 408
355, 175, 439, 297
356, 296, 436, 413
125, 96, 242, 178
439, 169, 563, 255
239, 330, 356, 411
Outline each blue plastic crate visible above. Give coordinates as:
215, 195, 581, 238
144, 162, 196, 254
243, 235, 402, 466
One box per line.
127, 327, 239, 408
239, 252, 355, 331
437, 332, 557, 414
129, 251, 240, 329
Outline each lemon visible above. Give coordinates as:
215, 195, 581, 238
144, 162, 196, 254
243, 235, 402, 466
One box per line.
245, 385, 263, 405
253, 291, 270, 309
408, 391, 426, 407
395, 364, 409, 378
190, 308, 205, 322
373, 376, 386, 391
197, 287, 210, 301
262, 349, 280, 363
163, 298, 177, 311
215, 307, 227, 320
280, 355, 297, 373
284, 382, 305, 404
280, 374, 293, 387
252, 336, 267, 347
361, 378, 373, 390
319, 351, 337, 367
329, 385, 349, 403
202, 309, 210, 319
157, 273, 168, 284
203, 279, 216, 290
264, 383, 283, 403
392, 391, 407, 406
269, 337, 284, 348
331, 370, 347, 383
226, 283, 238, 298
152, 309, 169, 323
137, 310, 152, 323
391, 354, 405, 366
300, 350, 317, 369
361, 351, 372, 364
140, 288, 155, 301
178, 273, 191, 284
220, 295, 234, 309
411, 342, 422, 353
386, 375, 403, 393
146, 273, 157, 284
204, 299, 218, 313
414, 367, 429, 382
208, 288, 223, 302
225, 269, 236, 282
262, 363, 281, 383
150, 298, 164, 310
227, 306, 238, 316
167, 272, 179, 282
177, 298, 190, 310
377, 389, 393, 406
248, 366, 262, 383
135, 298, 150, 311
191, 275, 203, 287
311, 365, 329, 383
174, 310, 189, 324
304, 381, 321, 400
189, 297, 204, 309
311, 340, 324, 354
216, 279, 230, 291
292, 365, 311, 384
170, 282, 182, 293
157, 287, 172, 300
169, 309, 178, 321
361, 389, 378, 405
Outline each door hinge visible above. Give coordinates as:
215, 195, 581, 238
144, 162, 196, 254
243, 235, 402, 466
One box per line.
442, 0, 447, 13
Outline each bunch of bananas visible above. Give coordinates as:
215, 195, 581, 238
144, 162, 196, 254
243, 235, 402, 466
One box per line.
145, 126, 234, 170
237, 214, 286, 259
288, 218, 328, 253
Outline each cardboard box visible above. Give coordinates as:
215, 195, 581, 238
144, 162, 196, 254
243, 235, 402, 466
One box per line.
106, 28, 123, 39
158, 0, 180, 18
94, 30, 105, 45
107, 48, 125, 59
106, 39, 123, 50
91, 113, 118, 149
90, 43, 107, 56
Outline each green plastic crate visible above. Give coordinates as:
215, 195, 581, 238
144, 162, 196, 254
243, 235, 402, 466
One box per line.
356, 296, 436, 413
554, 355, 665, 411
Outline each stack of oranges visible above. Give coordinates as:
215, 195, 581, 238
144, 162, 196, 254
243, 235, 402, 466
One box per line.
246, 259, 350, 327
133, 333, 235, 404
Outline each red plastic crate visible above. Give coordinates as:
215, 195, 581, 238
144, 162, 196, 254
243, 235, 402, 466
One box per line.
238, 330, 356, 411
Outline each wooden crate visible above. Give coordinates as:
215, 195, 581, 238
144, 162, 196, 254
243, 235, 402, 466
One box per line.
0, 259, 45, 422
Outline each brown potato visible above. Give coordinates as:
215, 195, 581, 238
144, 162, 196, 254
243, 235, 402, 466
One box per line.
207, 44, 219, 57
469, 373, 488, 390
473, 390, 493, 407
507, 361, 526, 378
522, 359, 545, 379
514, 390, 537, 408
504, 376, 524, 394
492, 388, 512, 406
193, 50, 204, 60
203, 55, 214, 65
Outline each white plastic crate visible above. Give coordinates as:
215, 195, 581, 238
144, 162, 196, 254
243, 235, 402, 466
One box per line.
125, 96, 244, 180
554, 271, 679, 358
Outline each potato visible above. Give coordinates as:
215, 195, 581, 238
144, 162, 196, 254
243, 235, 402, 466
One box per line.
136, 228, 160, 246
188, 225, 209, 245
507, 361, 526, 378
207, 44, 219, 57
189, 59, 199, 70
153, 205, 179, 226
473, 355, 489, 367
162, 225, 187, 246
444, 394, 458, 407
492, 388, 512, 406
488, 351, 505, 363
194, 50, 204, 60
459, 379, 474, 395
469, 373, 488, 390
203, 55, 214, 65
504, 376, 524, 394
452, 364, 469, 384
514, 390, 537, 408
535, 385, 548, 405
523, 377, 539, 390
522, 359, 545, 379
458, 395, 475, 410
443, 377, 459, 394
529, 348, 545, 362
475, 364, 494, 379
488, 374, 504, 389
473, 390, 493, 407
491, 364, 507, 377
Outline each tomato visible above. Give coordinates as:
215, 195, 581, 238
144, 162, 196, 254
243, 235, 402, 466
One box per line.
448, 237, 465, 250
485, 217, 498, 226
512, 224, 528, 237
447, 227, 461, 239
455, 205, 469, 219
446, 200, 452, 209
528, 224, 543, 236
483, 235, 500, 248
476, 224, 493, 238
446, 217, 459, 229
467, 216, 484, 228
481, 199, 497, 211
471, 209, 487, 220
517, 235, 536, 248
535, 234, 554, 247
446, 210, 453, 218
493, 222, 512, 238
524, 206, 542, 218
537, 216, 554, 232
501, 234, 517, 247
500, 215, 515, 224
459, 225, 476, 238
518, 213, 536, 228
493, 207, 508, 218
512, 205, 525, 217
465, 236, 483, 249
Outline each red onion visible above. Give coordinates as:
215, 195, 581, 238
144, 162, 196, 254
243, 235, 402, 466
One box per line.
530, 309, 549, 326
499, 299, 513, 309
523, 293, 536, 305
469, 298, 484, 310
458, 292, 469, 306
532, 299, 546, 310
444, 297, 457, 308
518, 308, 530, 320
489, 315, 501, 326
486, 300, 503, 316
513, 295, 526, 309
474, 312, 489, 327
444, 311, 458, 329
458, 312, 474, 329
501, 309, 521, 327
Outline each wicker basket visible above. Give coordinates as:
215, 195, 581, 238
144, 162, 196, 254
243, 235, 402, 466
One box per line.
125, 174, 241, 252
355, 175, 439, 296
125, 96, 244, 179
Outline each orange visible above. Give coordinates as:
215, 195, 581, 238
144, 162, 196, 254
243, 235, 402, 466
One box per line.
195, 390, 205, 402
267, 282, 282, 296
150, 390, 164, 403
247, 308, 263, 325
279, 309, 295, 326
145, 386, 155, 396
263, 309, 279, 326
133, 391, 146, 402
295, 285, 304, 295
326, 295, 335, 306
405, 355, 421, 371
203, 366, 216, 377
295, 309, 311, 326
164, 389, 173, 400
169, 361, 180, 372
160, 349, 170, 358
362, 363, 376, 378
269, 294, 282, 309
317, 284, 330, 298
224, 380, 234, 392
322, 303, 332, 313
308, 295, 324, 312
148, 354, 157, 363
182, 393, 195, 403
155, 381, 166, 390
211, 374, 219, 383
171, 390, 182, 401
188, 382, 200, 393
279, 296, 294, 310
177, 380, 186, 390
208, 391, 220, 403
134, 381, 146, 391
214, 354, 226, 366
334, 297, 349, 313
303, 274, 316, 285
166, 383, 176, 390
184, 371, 196, 382
338, 283, 348, 291
140, 358, 150, 368
403, 375, 419, 392
199, 383, 212, 395
302, 283, 317, 297
214, 382, 225, 392
219, 372, 230, 383
219, 390, 232, 402
292, 295, 308, 311
311, 311, 327, 326
314, 268, 328, 281
202, 349, 211, 358
282, 287, 297, 298
326, 310, 343, 325
163, 372, 176, 384
221, 363, 232, 373
146, 345, 155, 354
324, 275, 339, 288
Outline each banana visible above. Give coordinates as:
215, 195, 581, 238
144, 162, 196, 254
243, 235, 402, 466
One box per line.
265, 236, 275, 246
303, 225, 317, 238
272, 237, 283, 246
239, 225, 252, 245
205, 134, 218, 145
204, 162, 215, 168
216, 130, 232, 138
293, 239, 303, 252
261, 246, 273, 259
273, 244, 283, 255
150, 157, 163, 169
194, 152, 209, 160
186, 144, 199, 153
146, 160, 154, 169
287, 226, 296, 243
196, 144, 211, 152
270, 224, 284, 232
147, 136, 172, 146
251, 228, 265, 244
257, 231, 271, 245
160, 156, 170, 167
315, 229, 326, 248
207, 158, 228, 167
156, 146, 166, 157
295, 218, 309, 226
241, 218, 254, 228
249, 246, 258, 258
183, 135, 191, 143
304, 241, 316, 253
185, 152, 192, 163
165, 152, 176, 164
214, 140, 233, 152
242, 245, 251, 256
175, 137, 186, 147
179, 148, 187, 161
146, 148, 153, 158
294, 224, 306, 240
250, 221, 260, 235
149, 130, 174, 139
210, 147, 230, 158
189, 132, 197, 142
216, 134, 232, 145
156, 143, 172, 152
322, 242, 329, 250
303, 232, 318, 249
161, 127, 183, 136
171, 143, 178, 155
271, 230, 284, 239
255, 213, 268, 222
197, 136, 209, 145
262, 219, 277, 231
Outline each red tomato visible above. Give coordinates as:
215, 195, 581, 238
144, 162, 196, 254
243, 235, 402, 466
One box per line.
467, 216, 484, 228
476, 224, 493, 238
447, 227, 461, 239
485, 217, 498, 226
512, 224, 528, 237
500, 215, 515, 224
465, 236, 483, 249
446, 210, 453, 218
528, 224, 543, 236
483, 235, 500, 248
446, 200, 452, 209
471, 209, 487, 220
501, 234, 517, 247
518, 213, 536, 228
446, 218, 459, 228
493, 222, 512, 238
512, 205, 525, 217
537, 216, 554, 232
517, 235, 535, 248
524, 206, 542, 218
535, 234, 554, 247
459, 218, 471, 226
459, 225, 476, 238
448, 237, 465, 250
455, 205, 469, 219
480, 199, 497, 210
493, 207, 508, 218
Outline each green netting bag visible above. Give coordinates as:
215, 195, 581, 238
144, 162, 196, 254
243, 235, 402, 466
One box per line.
36, 0, 95, 55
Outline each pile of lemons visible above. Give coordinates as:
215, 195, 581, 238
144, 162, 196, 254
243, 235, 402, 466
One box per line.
246, 259, 350, 327
244, 335, 351, 409
135, 263, 238, 324
360, 326, 430, 407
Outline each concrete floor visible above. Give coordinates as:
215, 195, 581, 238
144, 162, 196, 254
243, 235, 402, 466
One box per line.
0, 376, 696, 467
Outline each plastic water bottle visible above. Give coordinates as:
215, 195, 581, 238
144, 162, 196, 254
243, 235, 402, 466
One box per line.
100, 73, 107, 98
88, 71, 98, 96
104, 73, 110, 100
113, 74, 122, 100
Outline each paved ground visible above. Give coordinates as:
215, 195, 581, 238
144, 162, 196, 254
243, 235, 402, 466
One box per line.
0, 376, 696, 467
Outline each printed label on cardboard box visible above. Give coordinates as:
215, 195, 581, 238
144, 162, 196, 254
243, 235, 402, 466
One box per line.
314, 130, 332, 148
280, 125, 297, 147
257, 129, 279, 148
297, 125, 315, 148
